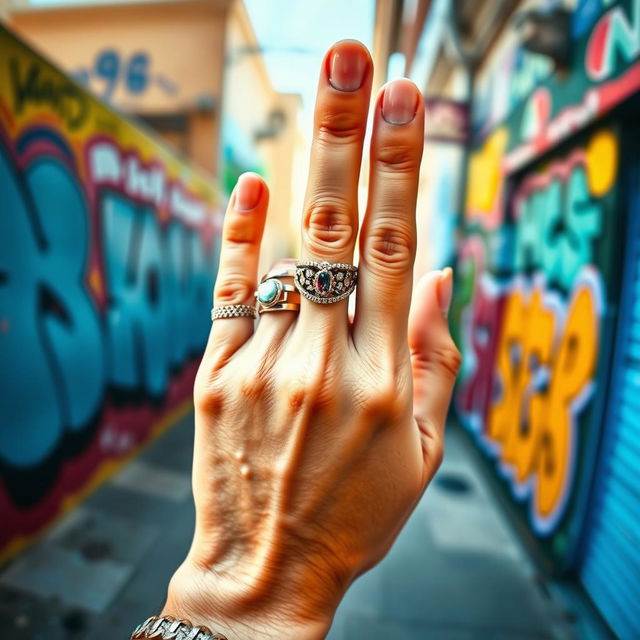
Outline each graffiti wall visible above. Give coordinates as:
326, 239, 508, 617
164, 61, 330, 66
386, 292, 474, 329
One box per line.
453, 0, 639, 566
456, 126, 620, 559
0, 26, 221, 560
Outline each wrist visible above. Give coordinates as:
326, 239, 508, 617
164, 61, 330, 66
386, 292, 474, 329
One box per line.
161, 561, 334, 640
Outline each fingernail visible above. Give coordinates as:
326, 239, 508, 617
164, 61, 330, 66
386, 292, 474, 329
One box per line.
236, 174, 262, 211
382, 79, 419, 125
438, 268, 453, 318
329, 42, 368, 92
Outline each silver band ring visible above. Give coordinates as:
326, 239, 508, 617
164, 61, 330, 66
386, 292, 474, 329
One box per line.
295, 260, 358, 304
259, 302, 301, 314
211, 304, 257, 320
260, 267, 295, 283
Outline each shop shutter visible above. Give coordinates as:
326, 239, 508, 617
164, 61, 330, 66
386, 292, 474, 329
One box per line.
579, 171, 640, 640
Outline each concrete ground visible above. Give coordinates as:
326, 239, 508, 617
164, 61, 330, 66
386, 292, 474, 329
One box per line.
0, 413, 585, 639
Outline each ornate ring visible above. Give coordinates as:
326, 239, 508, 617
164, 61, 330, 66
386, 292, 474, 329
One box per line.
255, 277, 301, 311
210, 304, 257, 320
295, 260, 358, 304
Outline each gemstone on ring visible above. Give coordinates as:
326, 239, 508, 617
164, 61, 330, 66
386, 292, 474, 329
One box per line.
314, 269, 333, 296
256, 278, 283, 307
295, 260, 358, 304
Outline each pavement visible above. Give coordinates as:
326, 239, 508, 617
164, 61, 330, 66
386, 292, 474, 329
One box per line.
0, 412, 583, 639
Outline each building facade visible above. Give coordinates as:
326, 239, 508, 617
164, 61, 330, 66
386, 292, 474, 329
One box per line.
7, 0, 302, 264
8, 0, 230, 174
383, 0, 640, 637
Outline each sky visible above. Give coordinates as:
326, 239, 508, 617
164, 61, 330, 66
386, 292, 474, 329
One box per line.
244, 0, 375, 131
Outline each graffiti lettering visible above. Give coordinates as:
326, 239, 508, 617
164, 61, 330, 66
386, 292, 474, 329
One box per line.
8, 58, 88, 130
457, 277, 506, 429
0, 145, 104, 468
0, 34, 221, 559
457, 130, 617, 536
88, 140, 209, 224
586, 2, 640, 81
0, 126, 216, 505
514, 157, 602, 291
488, 273, 601, 532
103, 192, 214, 396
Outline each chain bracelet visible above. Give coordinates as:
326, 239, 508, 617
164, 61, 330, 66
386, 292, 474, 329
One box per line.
131, 615, 228, 640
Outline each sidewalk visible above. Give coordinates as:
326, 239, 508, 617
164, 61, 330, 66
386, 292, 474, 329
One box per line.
0, 414, 578, 639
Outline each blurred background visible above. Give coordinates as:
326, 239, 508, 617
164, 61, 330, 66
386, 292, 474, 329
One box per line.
0, 0, 638, 638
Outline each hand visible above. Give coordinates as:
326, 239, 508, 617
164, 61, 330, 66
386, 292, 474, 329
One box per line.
162, 40, 461, 639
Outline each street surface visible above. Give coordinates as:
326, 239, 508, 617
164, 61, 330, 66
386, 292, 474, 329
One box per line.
1, 414, 580, 639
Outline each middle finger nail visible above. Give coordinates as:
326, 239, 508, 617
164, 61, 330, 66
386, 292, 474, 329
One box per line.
382, 79, 419, 125
329, 41, 368, 92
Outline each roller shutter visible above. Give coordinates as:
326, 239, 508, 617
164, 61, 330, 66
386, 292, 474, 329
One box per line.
579, 166, 640, 640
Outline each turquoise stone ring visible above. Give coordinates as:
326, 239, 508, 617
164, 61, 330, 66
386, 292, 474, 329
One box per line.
257, 278, 283, 307
255, 277, 300, 313
295, 260, 358, 304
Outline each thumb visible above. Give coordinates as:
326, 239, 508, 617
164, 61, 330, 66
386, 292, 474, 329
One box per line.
408, 268, 461, 465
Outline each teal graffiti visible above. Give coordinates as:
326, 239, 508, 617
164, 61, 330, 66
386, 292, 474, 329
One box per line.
0, 147, 104, 468
514, 164, 602, 290
103, 192, 216, 397
0, 131, 216, 502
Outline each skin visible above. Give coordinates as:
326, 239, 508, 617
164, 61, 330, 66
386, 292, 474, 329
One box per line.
161, 40, 461, 639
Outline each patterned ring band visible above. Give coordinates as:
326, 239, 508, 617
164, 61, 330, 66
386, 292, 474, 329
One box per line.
295, 260, 358, 304
131, 615, 228, 640
210, 304, 257, 321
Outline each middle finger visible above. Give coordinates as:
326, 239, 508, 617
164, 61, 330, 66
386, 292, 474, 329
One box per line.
298, 40, 372, 330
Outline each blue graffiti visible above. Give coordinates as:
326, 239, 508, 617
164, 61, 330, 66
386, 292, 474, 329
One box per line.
0, 135, 217, 478
102, 192, 216, 397
0, 146, 104, 467
573, 0, 605, 38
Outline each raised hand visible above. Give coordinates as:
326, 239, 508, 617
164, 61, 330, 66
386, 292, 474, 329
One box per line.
162, 40, 461, 640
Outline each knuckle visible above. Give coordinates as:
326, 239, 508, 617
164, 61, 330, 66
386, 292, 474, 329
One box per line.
430, 436, 445, 470
194, 377, 226, 415
304, 198, 355, 256
431, 340, 462, 379
375, 141, 421, 174
285, 378, 316, 413
214, 276, 254, 305
356, 377, 404, 422
287, 383, 307, 412
316, 111, 363, 144
224, 222, 256, 245
362, 221, 415, 276
282, 369, 329, 414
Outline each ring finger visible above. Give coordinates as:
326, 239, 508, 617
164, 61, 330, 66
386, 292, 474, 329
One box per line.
354, 78, 424, 354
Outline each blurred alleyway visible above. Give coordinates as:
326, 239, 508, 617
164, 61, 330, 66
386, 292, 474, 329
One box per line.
0, 414, 582, 640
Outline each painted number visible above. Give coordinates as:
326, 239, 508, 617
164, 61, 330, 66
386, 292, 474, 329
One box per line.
94, 50, 150, 100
